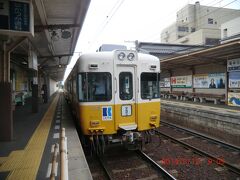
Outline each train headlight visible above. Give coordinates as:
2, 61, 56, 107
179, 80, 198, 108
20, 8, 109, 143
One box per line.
127, 53, 135, 61
118, 52, 125, 60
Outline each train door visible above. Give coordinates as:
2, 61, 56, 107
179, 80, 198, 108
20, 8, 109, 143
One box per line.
114, 66, 137, 131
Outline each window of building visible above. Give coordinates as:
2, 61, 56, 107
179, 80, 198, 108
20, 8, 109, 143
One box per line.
178, 26, 189, 32
119, 72, 133, 100
141, 73, 160, 100
205, 38, 220, 45
191, 27, 196, 32
78, 72, 112, 102
208, 18, 213, 24
223, 28, 228, 38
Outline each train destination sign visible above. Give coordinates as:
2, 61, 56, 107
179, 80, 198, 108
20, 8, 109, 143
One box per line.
10, 1, 30, 31
0, 0, 34, 36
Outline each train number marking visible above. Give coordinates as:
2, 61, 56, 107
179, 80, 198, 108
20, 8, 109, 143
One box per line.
121, 105, 132, 116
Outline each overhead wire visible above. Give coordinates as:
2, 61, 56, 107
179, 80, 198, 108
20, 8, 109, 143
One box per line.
87, 0, 126, 50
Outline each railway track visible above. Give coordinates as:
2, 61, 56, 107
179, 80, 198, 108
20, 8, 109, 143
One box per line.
97, 155, 114, 180
155, 124, 240, 176
91, 147, 176, 180
136, 150, 176, 180
161, 120, 240, 151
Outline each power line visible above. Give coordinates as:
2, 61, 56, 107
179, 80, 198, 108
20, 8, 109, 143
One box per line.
87, 0, 126, 50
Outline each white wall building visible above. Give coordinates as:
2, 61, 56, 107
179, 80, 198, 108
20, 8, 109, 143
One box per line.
161, 2, 240, 45
221, 16, 240, 43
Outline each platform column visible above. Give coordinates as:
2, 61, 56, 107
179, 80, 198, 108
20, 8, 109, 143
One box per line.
44, 75, 49, 103
169, 70, 173, 93
225, 62, 228, 105
0, 41, 13, 141
32, 71, 39, 113
0, 37, 26, 141
191, 67, 195, 93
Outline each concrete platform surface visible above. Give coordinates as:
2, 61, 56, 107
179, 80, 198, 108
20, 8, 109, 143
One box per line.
0, 92, 92, 180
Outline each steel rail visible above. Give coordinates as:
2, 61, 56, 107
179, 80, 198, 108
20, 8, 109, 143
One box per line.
136, 150, 177, 180
96, 156, 113, 180
161, 120, 240, 151
155, 130, 240, 175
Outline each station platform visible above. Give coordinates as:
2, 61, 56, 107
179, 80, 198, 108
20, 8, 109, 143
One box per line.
161, 99, 240, 146
0, 93, 92, 180
161, 99, 240, 117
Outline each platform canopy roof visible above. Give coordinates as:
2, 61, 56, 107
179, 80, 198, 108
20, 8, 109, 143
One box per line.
136, 41, 208, 59
160, 39, 240, 71
11, 0, 91, 81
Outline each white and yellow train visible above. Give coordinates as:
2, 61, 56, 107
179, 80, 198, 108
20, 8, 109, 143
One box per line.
65, 50, 160, 153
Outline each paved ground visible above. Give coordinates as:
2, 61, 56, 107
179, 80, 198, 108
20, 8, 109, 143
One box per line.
0, 95, 56, 179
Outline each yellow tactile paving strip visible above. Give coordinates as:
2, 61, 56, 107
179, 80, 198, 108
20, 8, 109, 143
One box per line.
0, 94, 59, 180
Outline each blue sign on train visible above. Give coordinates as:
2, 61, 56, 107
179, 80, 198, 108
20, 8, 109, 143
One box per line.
102, 106, 112, 121
9, 1, 30, 31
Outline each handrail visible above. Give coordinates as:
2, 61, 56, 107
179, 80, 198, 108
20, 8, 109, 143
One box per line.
60, 128, 68, 180
50, 143, 59, 180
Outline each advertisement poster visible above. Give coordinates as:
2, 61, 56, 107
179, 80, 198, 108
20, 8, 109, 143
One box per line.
171, 75, 192, 88
229, 71, 240, 88
208, 73, 225, 89
193, 73, 225, 89
160, 78, 170, 88
228, 92, 240, 107
193, 74, 208, 88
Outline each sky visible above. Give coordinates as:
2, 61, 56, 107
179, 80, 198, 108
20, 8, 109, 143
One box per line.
63, 0, 240, 81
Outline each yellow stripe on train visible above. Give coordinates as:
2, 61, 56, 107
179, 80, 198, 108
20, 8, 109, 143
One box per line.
77, 102, 160, 135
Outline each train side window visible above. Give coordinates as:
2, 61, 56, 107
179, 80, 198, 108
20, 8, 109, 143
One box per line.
119, 72, 133, 100
141, 73, 160, 100
78, 72, 112, 102
78, 73, 87, 101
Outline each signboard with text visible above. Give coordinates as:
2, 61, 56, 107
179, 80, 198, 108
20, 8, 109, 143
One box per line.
160, 78, 170, 88
171, 75, 192, 88
227, 58, 240, 72
28, 50, 38, 71
0, 0, 34, 36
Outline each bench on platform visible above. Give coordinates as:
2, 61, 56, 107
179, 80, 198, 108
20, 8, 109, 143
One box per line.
167, 91, 185, 100
160, 91, 170, 98
189, 93, 225, 104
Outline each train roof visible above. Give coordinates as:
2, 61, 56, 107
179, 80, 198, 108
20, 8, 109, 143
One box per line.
78, 51, 159, 62
65, 51, 160, 82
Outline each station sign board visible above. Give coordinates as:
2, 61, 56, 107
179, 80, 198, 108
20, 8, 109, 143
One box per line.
28, 50, 38, 71
0, 0, 34, 37
227, 58, 240, 72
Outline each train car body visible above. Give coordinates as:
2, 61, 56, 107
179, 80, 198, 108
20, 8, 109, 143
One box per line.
65, 50, 160, 151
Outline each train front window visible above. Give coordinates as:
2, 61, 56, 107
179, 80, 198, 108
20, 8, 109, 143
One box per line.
141, 73, 160, 99
119, 72, 133, 100
78, 72, 112, 102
